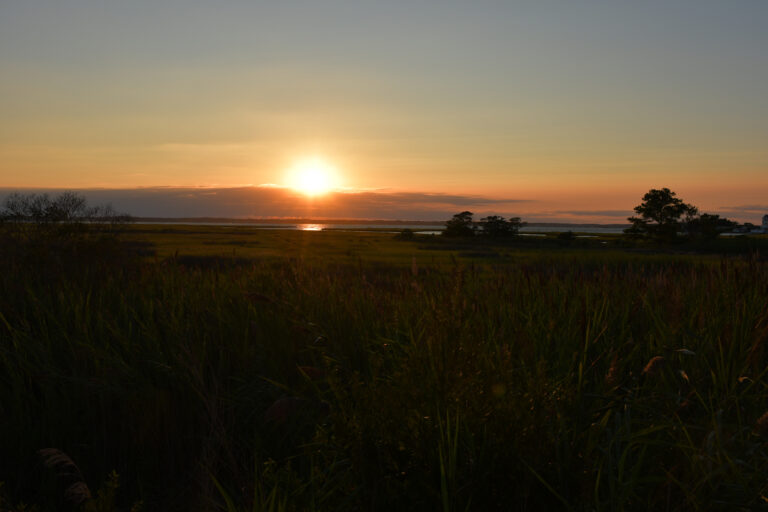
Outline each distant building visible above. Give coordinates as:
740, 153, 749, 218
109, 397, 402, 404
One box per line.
763, 214, 768, 231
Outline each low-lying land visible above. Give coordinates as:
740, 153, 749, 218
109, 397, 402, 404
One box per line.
1, 226, 768, 510
118, 223, 768, 263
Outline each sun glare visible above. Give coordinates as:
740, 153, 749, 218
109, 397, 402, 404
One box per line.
286, 157, 340, 196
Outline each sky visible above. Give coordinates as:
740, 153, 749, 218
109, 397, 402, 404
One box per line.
1, 1, 767, 222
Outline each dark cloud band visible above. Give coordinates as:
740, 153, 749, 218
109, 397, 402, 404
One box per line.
0, 187, 531, 221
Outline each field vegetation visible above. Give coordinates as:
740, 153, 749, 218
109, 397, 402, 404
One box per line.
2, 222, 768, 510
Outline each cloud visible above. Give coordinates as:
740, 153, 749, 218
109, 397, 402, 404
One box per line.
0, 186, 532, 221
718, 205, 768, 214
710, 205, 768, 223
552, 210, 633, 218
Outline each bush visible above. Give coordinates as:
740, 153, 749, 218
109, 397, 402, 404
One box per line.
443, 211, 475, 237
479, 215, 522, 237
0, 191, 135, 267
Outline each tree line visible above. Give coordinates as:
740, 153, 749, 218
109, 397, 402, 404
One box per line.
442, 187, 748, 241
0, 191, 131, 227
443, 211, 523, 237
625, 187, 738, 241
0, 191, 133, 251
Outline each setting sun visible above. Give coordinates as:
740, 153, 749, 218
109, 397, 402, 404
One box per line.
286, 157, 340, 196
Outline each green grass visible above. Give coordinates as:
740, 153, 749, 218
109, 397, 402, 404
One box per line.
2, 227, 768, 510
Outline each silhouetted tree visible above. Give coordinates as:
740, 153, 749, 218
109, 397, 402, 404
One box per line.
625, 188, 739, 242
443, 211, 475, 237
685, 213, 737, 240
1, 192, 136, 266
0, 191, 132, 236
478, 215, 522, 237
626, 188, 698, 241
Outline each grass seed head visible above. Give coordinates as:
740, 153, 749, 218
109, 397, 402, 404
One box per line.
642, 356, 666, 377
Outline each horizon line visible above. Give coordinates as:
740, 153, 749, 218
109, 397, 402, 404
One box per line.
132, 216, 632, 227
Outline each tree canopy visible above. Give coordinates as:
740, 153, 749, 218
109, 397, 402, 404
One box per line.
0, 191, 132, 235
684, 213, 737, 240
626, 188, 697, 240
444, 211, 475, 237
626, 188, 736, 241
443, 212, 523, 238
479, 215, 522, 237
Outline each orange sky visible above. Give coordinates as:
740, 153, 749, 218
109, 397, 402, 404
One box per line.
1, 2, 767, 222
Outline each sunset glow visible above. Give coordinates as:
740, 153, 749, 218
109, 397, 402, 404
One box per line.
286, 158, 340, 197
1, 2, 767, 222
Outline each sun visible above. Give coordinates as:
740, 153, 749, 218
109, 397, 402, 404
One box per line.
286, 157, 340, 196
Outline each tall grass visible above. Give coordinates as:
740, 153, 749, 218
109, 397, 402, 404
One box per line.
1, 248, 768, 510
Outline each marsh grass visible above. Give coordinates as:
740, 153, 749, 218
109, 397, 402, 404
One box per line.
2, 229, 768, 510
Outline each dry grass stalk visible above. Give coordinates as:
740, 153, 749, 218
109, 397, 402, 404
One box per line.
642, 356, 666, 377
297, 365, 326, 380
605, 352, 620, 387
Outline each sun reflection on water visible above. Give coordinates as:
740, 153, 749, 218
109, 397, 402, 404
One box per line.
298, 224, 325, 231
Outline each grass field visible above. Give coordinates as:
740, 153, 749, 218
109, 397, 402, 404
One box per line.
2, 225, 768, 510
120, 223, 757, 265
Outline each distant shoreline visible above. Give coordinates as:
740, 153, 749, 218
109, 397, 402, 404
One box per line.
134, 217, 631, 229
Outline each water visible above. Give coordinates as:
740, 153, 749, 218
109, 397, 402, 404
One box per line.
136, 220, 629, 235
137, 221, 764, 236
521, 226, 625, 234
304, 224, 628, 234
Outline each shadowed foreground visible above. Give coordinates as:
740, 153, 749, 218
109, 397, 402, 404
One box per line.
1, 231, 768, 510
